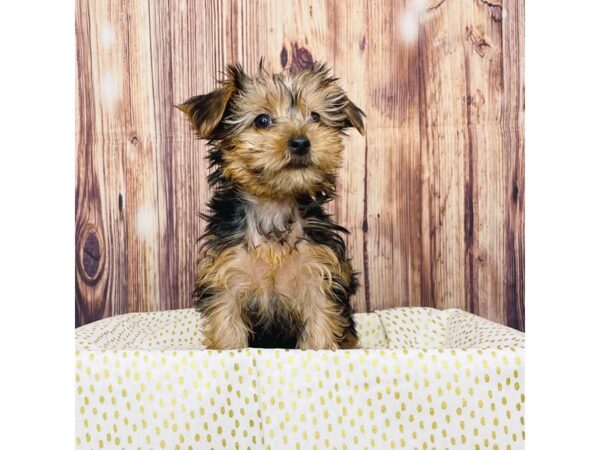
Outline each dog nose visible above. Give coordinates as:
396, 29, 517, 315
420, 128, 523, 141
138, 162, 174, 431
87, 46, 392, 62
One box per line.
288, 136, 310, 155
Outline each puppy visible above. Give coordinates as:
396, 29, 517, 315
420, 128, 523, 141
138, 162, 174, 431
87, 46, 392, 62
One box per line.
178, 62, 365, 349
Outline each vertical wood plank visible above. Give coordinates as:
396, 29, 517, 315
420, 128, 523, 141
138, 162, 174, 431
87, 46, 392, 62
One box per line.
463, 2, 512, 323
76, 0, 109, 325
502, 0, 525, 331
365, 0, 423, 311
119, 0, 162, 314
419, 0, 470, 312
76, 0, 129, 324
147, 1, 180, 311
462, 0, 506, 324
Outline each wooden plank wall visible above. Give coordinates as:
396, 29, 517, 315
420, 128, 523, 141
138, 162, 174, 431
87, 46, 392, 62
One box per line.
76, 0, 524, 330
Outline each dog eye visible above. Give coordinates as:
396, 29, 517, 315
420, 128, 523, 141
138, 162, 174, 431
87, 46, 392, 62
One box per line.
310, 112, 321, 122
254, 114, 272, 129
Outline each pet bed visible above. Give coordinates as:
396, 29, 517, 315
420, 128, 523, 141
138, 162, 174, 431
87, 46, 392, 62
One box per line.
76, 307, 524, 449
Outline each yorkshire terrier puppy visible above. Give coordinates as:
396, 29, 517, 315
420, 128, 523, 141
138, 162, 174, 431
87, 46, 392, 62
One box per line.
178, 62, 365, 350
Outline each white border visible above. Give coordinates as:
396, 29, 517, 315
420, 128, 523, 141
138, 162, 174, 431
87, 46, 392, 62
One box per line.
0, 2, 74, 448
527, 1, 600, 448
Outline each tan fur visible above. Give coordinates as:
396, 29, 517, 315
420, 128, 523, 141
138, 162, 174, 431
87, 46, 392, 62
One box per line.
200, 291, 250, 350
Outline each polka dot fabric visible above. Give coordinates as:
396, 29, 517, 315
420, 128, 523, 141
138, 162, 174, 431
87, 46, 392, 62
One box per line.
376, 308, 525, 350
76, 308, 524, 449
354, 312, 388, 349
375, 308, 448, 348
444, 309, 526, 349
75, 309, 205, 351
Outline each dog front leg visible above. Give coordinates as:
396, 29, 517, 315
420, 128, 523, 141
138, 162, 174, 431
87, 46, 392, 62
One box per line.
199, 291, 250, 350
296, 285, 350, 350
194, 245, 256, 349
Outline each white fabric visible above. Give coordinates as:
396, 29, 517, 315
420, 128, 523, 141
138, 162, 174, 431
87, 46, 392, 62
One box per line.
76, 307, 524, 449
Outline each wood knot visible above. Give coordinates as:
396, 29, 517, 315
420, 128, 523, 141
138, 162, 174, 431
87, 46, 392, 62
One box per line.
280, 47, 288, 68
362, 219, 369, 233
129, 135, 139, 145
281, 42, 314, 71
78, 225, 104, 283
467, 26, 492, 57
359, 35, 366, 51
476, 250, 488, 265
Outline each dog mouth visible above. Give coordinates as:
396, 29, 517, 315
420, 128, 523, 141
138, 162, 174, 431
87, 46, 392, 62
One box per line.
284, 155, 311, 169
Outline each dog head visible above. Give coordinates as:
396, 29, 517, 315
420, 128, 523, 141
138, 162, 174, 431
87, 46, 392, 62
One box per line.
178, 62, 364, 198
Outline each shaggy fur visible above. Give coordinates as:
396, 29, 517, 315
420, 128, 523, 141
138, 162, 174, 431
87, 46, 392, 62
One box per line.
178, 62, 364, 349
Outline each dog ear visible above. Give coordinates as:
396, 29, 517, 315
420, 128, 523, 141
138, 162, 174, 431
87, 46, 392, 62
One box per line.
176, 86, 234, 139
177, 64, 247, 139
342, 98, 365, 135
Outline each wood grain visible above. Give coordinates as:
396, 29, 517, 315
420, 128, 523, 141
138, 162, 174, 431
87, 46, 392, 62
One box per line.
76, 0, 525, 330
